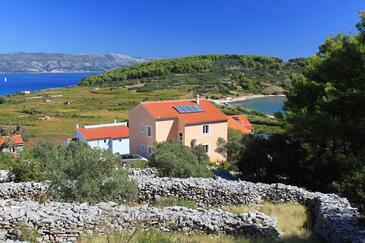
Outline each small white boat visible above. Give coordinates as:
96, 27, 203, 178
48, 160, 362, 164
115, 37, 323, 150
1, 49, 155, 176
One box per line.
4, 77, 7, 82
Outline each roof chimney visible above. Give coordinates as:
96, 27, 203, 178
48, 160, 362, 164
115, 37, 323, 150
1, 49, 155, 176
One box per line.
196, 94, 200, 105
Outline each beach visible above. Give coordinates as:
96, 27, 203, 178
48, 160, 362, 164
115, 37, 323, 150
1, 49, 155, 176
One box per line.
213, 94, 286, 105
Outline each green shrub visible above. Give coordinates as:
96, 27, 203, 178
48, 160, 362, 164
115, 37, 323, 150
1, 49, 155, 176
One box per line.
49, 142, 138, 203
149, 141, 211, 178
0, 152, 15, 169
10, 153, 42, 182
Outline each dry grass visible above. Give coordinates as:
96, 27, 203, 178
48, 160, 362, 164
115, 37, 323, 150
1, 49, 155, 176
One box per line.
79, 228, 322, 243
224, 202, 316, 240
78, 203, 323, 243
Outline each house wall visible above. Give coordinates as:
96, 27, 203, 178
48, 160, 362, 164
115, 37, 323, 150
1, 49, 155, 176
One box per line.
111, 138, 130, 155
184, 122, 227, 163
2, 145, 23, 154
86, 139, 110, 150
155, 119, 177, 142
129, 105, 156, 158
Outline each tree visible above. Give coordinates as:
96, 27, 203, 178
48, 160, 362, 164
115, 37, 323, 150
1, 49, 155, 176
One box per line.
149, 141, 211, 178
10, 152, 42, 182
216, 129, 246, 170
48, 142, 138, 203
282, 12, 365, 202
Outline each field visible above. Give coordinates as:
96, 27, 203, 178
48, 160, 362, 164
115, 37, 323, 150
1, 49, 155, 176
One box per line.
0, 86, 283, 145
0, 87, 185, 144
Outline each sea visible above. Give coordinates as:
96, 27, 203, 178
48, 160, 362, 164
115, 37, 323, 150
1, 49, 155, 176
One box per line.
0, 72, 98, 96
228, 96, 286, 115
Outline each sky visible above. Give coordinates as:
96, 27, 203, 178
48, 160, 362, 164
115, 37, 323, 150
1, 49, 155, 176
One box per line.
1, 0, 365, 60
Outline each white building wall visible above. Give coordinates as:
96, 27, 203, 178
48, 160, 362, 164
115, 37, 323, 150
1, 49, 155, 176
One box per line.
86, 139, 110, 150
75, 128, 129, 154
111, 138, 130, 155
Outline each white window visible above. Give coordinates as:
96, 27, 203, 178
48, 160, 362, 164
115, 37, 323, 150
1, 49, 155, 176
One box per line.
147, 146, 153, 155
203, 144, 209, 153
147, 125, 152, 137
203, 124, 209, 134
178, 132, 183, 141
140, 144, 145, 153
140, 123, 145, 133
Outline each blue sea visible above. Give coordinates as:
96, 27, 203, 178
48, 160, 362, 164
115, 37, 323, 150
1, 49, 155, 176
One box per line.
0, 72, 98, 96
229, 96, 286, 115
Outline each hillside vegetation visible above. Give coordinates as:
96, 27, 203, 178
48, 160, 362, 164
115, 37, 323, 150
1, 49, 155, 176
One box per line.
80, 55, 306, 97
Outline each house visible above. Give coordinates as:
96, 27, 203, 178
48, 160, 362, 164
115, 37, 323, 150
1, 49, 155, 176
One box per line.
129, 95, 228, 162
0, 135, 24, 153
66, 121, 130, 155
227, 115, 254, 134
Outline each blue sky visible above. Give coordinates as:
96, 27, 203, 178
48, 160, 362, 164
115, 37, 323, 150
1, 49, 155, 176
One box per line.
1, 0, 364, 59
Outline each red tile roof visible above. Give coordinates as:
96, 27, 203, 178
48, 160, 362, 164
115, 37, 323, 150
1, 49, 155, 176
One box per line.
227, 115, 253, 134
140, 99, 228, 125
78, 125, 129, 141
0, 135, 25, 146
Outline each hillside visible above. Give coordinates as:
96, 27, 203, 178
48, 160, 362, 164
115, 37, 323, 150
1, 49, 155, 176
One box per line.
0, 52, 151, 73
80, 55, 306, 97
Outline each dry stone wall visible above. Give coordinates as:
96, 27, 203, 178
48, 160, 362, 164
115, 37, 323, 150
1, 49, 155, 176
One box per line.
0, 200, 279, 242
0, 169, 364, 242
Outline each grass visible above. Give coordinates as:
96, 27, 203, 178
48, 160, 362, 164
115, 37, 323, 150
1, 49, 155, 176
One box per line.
0, 87, 184, 143
223, 202, 319, 241
151, 196, 197, 209
78, 202, 323, 243
126, 160, 149, 169
79, 228, 322, 243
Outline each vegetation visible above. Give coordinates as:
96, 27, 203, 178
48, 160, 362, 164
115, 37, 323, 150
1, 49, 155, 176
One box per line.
7, 141, 138, 203
149, 141, 212, 178
0, 151, 15, 169
237, 12, 365, 204
224, 202, 318, 241
10, 152, 42, 182
14, 222, 40, 243
80, 230, 322, 243
0, 87, 184, 143
217, 104, 285, 135
79, 201, 322, 243
80, 55, 306, 96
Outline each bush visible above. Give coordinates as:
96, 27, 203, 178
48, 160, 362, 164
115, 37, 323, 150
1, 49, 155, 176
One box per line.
0, 152, 15, 169
49, 142, 138, 203
149, 141, 211, 178
10, 153, 42, 182
10, 141, 138, 203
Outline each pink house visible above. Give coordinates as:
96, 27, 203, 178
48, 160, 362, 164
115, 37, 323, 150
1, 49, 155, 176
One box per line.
129, 96, 228, 162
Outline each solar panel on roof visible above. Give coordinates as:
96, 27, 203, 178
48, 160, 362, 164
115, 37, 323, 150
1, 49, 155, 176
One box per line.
174, 105, 204, 114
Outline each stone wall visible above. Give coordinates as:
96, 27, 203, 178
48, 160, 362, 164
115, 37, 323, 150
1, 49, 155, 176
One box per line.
0, 200, 279, 242
0, 169, 364, 242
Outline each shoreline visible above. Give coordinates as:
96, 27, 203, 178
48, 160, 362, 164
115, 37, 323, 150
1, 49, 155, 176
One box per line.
213, 94, 286, 105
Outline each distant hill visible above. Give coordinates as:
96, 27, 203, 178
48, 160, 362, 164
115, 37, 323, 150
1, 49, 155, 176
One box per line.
80, 54, 306, 96
0, 52, 152, 73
